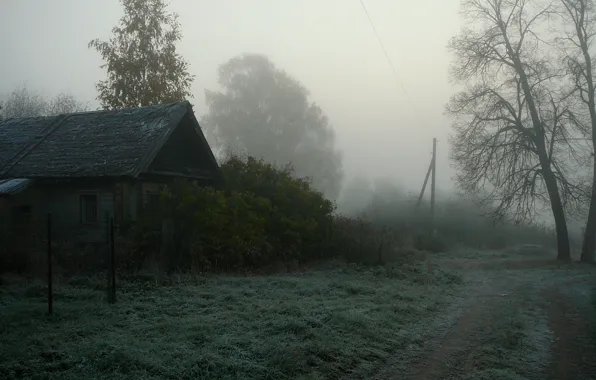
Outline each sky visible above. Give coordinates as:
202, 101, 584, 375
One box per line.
0, 0, 462, 197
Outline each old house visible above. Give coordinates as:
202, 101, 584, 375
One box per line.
0, 101, 221, 255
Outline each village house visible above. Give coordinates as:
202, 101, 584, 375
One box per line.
0, 100, 221, 257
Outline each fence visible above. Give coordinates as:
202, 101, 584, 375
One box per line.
44, 213, 117, 315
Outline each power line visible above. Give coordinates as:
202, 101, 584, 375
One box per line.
358, 0, 410, 99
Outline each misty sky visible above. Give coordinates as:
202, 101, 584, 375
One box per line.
0, 0, 462, 196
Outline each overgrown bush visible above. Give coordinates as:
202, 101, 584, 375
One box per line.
220, 156, 335, 262
328, 215, 407, 264
129, 156, 339, 272
126, 156, 417, 272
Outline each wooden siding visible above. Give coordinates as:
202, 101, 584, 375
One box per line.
0, 198, 8, 249
45, 182, 114, 243
0, 180, 116, 244
1, 178, 174, 246
141, 182, 162, 203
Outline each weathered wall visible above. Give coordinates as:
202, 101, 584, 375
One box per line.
0, 187, 48, 271
121, 180, 160, 222
1, 178, 171, 247
3, 187, 47, 244
46, 182, 114, 243
0, 198, 11, 248
141, 182, 162, 203
3, 180, 116, 244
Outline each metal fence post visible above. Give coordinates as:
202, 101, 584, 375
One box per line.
109, 216, 116, 304
47, 213, 53, 315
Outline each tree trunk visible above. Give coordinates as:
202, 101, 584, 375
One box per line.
581, 162, 596, 263
500, 30, 571, 261
543, 168, 571, 261
568, 2, 596, 263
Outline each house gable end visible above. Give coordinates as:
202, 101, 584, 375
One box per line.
143, 111, 220, 180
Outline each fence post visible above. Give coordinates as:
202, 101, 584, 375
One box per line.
109, 216, 116, 304
47, 213, 53, 315
106, 215, 116, 304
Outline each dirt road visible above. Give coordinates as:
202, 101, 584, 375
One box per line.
368, 254, 596, 380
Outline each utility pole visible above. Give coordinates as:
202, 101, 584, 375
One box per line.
431, 137, 436, 223
416, 138, 437, 234
416, 138, 437, 210
416, 158, 433, 209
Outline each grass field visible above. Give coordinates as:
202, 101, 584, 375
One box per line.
0, 262, 462, 380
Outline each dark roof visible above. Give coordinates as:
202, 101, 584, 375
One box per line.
0, 178, 33, 196
0, 101, 219, 179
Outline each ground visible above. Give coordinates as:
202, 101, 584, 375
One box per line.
369, 249, 596, 380
1, 248, 596, 379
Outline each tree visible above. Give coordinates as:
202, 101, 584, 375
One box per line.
447, 0, 584, 260
89, 0, 194, 110
202, 54, 344, 199
558, 0, 596, 262
0, 83, 87, 118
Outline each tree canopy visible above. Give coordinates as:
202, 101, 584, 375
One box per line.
89, 0, 194, 110
202, 54, 344, 199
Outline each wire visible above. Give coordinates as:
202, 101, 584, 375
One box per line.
358, 0, 410, 100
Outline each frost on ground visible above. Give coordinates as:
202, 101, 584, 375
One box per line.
0, 263, 461, 380
1, 250, 596, 380
369, 250, 596, 380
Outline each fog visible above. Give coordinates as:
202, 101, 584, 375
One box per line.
0, 0, 461, 197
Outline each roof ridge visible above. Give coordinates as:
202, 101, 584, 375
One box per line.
56, 100, 188, 118
0, 114, 71, 177
0, 101, 189, 123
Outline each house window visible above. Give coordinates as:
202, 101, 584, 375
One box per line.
147, 192, 161, 211
80, 194, 98, 224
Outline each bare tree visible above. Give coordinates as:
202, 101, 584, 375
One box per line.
0, 84, 49, 118
0, 83, 88, 118
447, 0, 585, 260
558, 0, 596, 262
48, 92, 88, 116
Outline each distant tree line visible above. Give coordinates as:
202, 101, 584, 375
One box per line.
0, 84, 87, 119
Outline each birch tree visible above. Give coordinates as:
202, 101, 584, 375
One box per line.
89, 0, 194, 109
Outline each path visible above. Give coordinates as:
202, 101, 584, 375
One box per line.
546, 275, 596, 380
368, 254, 596, 380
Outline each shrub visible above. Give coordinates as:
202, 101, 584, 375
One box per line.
129, 156, 338, 272
324, 215, 409, 265
220, 156, 335, 261
127, 156, 432, 273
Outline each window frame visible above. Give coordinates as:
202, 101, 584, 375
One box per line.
79, 192, 99, 226
145, 191, 162, 212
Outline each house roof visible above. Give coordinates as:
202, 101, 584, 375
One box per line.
0, 178, 33, 196
0, 101, 219, 179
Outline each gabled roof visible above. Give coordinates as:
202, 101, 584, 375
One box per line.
0, 101, 219, 179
